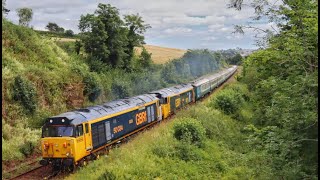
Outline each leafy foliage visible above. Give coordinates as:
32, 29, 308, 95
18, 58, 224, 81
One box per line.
138, 47, 152, 68
12, 76, 37, 114
173, 118, 206, 147
2, 0, 9, 17
210, 83, 249, 118
111, 79, 131, 99
79, 3, 150, 70
83, 73, 102, 102
19, 141, 36, 157
65, 29, 74, 37
16, 7, 33, 27
231, 0, 318, 178
45, 22, 64, 33
211, 89, 243, 115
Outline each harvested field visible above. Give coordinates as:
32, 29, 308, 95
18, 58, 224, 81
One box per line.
135, 45, 187, 64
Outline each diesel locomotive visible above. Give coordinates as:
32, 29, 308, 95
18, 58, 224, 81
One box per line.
39, 65, 237, 169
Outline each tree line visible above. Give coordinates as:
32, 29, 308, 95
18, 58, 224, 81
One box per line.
2, 1, 74, 37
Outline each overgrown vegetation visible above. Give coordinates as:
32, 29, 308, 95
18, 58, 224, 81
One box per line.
230, 0, 318, 178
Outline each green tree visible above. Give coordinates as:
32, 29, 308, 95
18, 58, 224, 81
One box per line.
65, 29, 74, 36
2, 0, 9, 17
79, 3, 128, 67
16, 7, 33, 27
230, 0, 318, 178
124, 14, 151, 62
79, 4, 150, 70
79, 14, 110, 63
45, 22, 64, 33
46, 22, 59, 32
74, 40, 82, 55
138, 47, 152, 68
57, 26, 64, 33
226, 53, 242, 65
161, 62, 178, 84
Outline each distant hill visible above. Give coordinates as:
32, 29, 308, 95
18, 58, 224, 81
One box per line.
135, 45, 187, 64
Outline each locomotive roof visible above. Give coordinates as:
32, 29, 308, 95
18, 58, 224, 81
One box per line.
47, 94, 158, 126
149, 83, 193, 98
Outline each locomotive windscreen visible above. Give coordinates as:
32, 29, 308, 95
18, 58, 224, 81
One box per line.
42, 125, 74, 137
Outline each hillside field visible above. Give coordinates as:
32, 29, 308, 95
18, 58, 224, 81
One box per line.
52, 36, 186, 64
135, 45, 187, 64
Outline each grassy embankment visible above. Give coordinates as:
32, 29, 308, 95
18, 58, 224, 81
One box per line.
66, 70, 275, 180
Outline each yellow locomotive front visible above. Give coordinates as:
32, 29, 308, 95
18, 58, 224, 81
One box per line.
40, 125, 76, 168
39, 114, 92, 170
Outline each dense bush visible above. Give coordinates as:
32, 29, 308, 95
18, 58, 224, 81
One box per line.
235, 0, 318, 178
174, 143, 203, 161
209, 83, 249, 119
111, 79, 132, 99
211, 89, 243, 115
161, 62, 179, 84
173, 118, 206, 147
12, 76, 37, 114
83, 73, 102, 102
19, 141, 36, 157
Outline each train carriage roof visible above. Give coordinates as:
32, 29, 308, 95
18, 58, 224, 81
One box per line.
149, 83, 193, 98
47, 94, 158, 126
191, 78, 210, 87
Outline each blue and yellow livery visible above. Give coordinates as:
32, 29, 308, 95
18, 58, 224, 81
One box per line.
40, 65, 237, 169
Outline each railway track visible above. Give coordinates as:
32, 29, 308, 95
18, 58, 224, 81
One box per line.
5, 70, 238, 180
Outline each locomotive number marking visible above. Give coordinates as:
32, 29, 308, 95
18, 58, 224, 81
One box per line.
175, 98, 181, 108
113, 125, 124, 134
136, 111, 147, 125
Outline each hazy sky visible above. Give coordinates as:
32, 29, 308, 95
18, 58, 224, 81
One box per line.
5, 0, 273, 50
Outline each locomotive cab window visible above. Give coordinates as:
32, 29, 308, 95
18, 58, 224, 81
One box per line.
42, 126, 74, 137
76, 124, 84, 137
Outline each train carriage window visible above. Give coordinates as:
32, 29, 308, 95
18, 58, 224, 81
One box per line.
147, 107, 151, 122
98, 123, 106, 145
76, 124, 84, 137
85, 123, 89, 134
160, 97, 168, 104
151, 106, 155, 119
